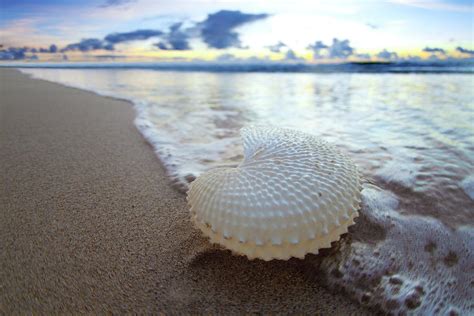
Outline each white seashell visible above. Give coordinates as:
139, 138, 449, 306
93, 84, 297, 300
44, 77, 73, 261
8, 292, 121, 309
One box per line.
187, 126, 362, 261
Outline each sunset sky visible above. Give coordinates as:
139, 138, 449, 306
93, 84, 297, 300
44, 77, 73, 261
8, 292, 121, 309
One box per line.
0, 0, 473, 62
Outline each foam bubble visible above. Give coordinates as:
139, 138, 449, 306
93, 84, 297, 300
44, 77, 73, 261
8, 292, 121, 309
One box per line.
374, 149, 421, 188
319, 185, 474, 315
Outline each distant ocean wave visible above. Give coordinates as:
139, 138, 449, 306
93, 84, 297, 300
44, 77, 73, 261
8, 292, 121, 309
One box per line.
4, 60, 474, 73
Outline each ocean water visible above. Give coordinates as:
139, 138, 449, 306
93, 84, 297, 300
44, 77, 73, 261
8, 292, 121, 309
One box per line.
19, 68, 474, 314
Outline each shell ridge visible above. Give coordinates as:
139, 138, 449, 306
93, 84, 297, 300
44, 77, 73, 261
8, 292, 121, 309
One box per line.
188, 126, 362, 261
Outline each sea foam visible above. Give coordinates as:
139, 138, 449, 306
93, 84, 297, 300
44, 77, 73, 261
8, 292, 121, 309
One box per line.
320, 185, 473, 314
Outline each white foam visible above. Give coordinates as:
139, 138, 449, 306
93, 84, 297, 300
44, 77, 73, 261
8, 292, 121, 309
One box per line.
320, 185, 474, 315
134, 100, 242, 190
374, 149, 421, 188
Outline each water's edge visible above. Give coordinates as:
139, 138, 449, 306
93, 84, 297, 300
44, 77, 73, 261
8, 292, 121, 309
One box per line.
14, 68, 187, 191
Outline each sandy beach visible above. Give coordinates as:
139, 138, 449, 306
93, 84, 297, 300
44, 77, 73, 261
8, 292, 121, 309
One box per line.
0, 69, 371, 314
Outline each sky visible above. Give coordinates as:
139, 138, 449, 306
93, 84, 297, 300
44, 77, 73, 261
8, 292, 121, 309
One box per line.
0, 0, 473, 62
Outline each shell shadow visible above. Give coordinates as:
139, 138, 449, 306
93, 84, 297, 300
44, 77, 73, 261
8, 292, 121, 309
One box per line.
182, 248, 314, 311
162, 234, 373, 314
182, 246, 337, 307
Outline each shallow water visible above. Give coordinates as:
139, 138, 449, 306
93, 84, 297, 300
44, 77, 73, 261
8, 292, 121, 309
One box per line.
19, 68, 474, 314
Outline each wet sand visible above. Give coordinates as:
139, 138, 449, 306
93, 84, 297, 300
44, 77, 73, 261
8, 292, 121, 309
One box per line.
0, 69, 371, 314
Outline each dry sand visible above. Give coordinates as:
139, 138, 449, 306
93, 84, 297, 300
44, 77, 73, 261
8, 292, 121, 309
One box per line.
0, 69, 372, 314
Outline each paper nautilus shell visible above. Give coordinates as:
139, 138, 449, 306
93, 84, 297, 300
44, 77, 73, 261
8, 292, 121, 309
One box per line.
187, 126, 362, 261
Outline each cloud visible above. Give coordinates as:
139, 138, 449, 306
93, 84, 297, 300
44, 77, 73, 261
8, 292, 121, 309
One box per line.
422, 47, 446, 54
63, 29, 163, 52
328, 38, 354, 58
0, 47, 37, 60
154, 42, 169, 50
307, 38, 354, 59
199, 10, 269, 49
267, 41, 287, 53
285, 49, 303, 61
377, 49, 399, 60
104, 29, 163, 44
307, 41, 329, 58
456, 46, 474, 56
99, 0, 136, 8
62, 38, 114, 52
164, 23, 190, 50
153, 23, 190, 50
1, 10, 268, 56
62, 29, 162, 52
35, 44, 58, 54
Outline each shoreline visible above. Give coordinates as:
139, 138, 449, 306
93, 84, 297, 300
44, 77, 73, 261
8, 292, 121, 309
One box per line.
0, 68, 370, 314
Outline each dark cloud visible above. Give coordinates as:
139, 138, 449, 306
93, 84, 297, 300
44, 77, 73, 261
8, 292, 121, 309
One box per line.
6, 10, 268, 56
154, 42, 169, 50
267, 41, 287, 53
104, 29, 163, 44
62, 38, 114, 52
307, 41, 328, 50
99, 0, 136, 8
376, 49, 398, 60
199, 10, 269, 49
165, 23, 190, 50
328, 38, 354, 58
308, 39, 353, 59
307, 40, 329, 58
169, 22, 182, 33
285, 49, 303, 61
422, 47, 446, 54
0, 47, 37, 60
28, 44, 58, 54
0, 47, 27, 60
63, 29, 163, 52
456, 46, 474, 55
153, 23, 190, 50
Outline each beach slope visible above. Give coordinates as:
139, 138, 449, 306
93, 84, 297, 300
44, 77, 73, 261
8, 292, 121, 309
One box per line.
0, 69, 369, 314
